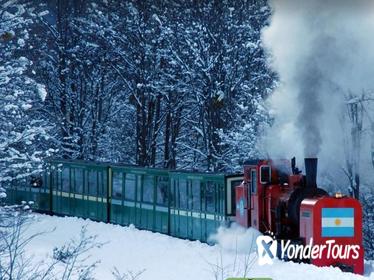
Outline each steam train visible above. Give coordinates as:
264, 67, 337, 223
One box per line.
236, 158, 363, 274
5, 158, 364, 274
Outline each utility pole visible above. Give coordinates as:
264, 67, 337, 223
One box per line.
371, 123, 374, 170
346, 95, 364, 200
360, 93, 374, 170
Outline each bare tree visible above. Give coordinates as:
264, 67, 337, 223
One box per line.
342, 91, 374, 199
343, 93, 364, 199
0, 204, 104, 280
0, 203, 49, 280
51, 226, 103, 280
112, 268, 145, 280
205, 233, 256, 280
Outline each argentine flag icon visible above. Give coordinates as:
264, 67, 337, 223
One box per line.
321, 208, 354, 237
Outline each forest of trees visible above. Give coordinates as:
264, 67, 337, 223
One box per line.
0, 0, 276, 182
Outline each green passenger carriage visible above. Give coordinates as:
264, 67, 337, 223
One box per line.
5, 159, 243, 243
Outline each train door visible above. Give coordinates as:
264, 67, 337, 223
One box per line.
169, 176, 184, 238
169, 176, 190, 239
250, 168, 259, 229
154, 175, 169, 234
249, 164, 271, 232
235, 167, 253, 228
53, 165, 70, 215
134, 173, 144, 228
184, 179, 195, 240
235, 182, 250, 227
85, 167, 108, 222
109, 169, 138, 227
226, 176, 244, 217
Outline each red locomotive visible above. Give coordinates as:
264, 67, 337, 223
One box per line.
235, 157, 364, 274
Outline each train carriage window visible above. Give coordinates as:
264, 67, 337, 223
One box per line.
251, 170, 257, 194
112, 172, 123, 199
170, 178, 176, 207
125, 173, 136, 201
88, 170, 98, 196
216, 183, 225, 213
156, 176, 169, 206
74, 168, 83, 194
137, 175, 142, 202
102, 172, 107, 196
178, 179, 187, 209
74, 168, 84, 194
260, 165, 271, 184
192, 180, 201, 211
52, 170, 59, 191
71, 169, 76, 192
143, 175, 154, 203
206, 181, 216, 213
62, 168, 70, 192
42, 173, 48, 190
187, 181, 192, 209
97, 172, 107, 197
83, 170, 88, 194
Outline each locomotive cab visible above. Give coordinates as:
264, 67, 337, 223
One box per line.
236, 158, 295, 232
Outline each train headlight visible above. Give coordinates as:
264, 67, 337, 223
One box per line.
335, 192, 343, 198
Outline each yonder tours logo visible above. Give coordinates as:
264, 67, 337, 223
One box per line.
256, 235, 278, 265
256, 234, 360, 266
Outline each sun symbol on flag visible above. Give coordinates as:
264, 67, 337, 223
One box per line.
335, 218, 342, 226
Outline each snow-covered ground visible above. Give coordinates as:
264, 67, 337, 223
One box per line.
24, 214, 374, 280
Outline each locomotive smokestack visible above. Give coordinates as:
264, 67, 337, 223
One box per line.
304, 158, 317, 189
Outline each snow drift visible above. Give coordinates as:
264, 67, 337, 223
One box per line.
18, 214, 374, 279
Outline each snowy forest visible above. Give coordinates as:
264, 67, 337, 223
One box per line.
2, 0, 374, 279
1, 0, 276, 183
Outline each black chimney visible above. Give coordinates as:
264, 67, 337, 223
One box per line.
304, 158, 317, 189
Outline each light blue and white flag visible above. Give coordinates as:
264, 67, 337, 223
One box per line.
321, 208, 354, 237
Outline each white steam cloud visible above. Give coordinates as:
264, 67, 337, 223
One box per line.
209, 223, 260, 254
262, 0, 374, 170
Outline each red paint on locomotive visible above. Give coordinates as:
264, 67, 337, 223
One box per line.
300, 196, 364, 274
